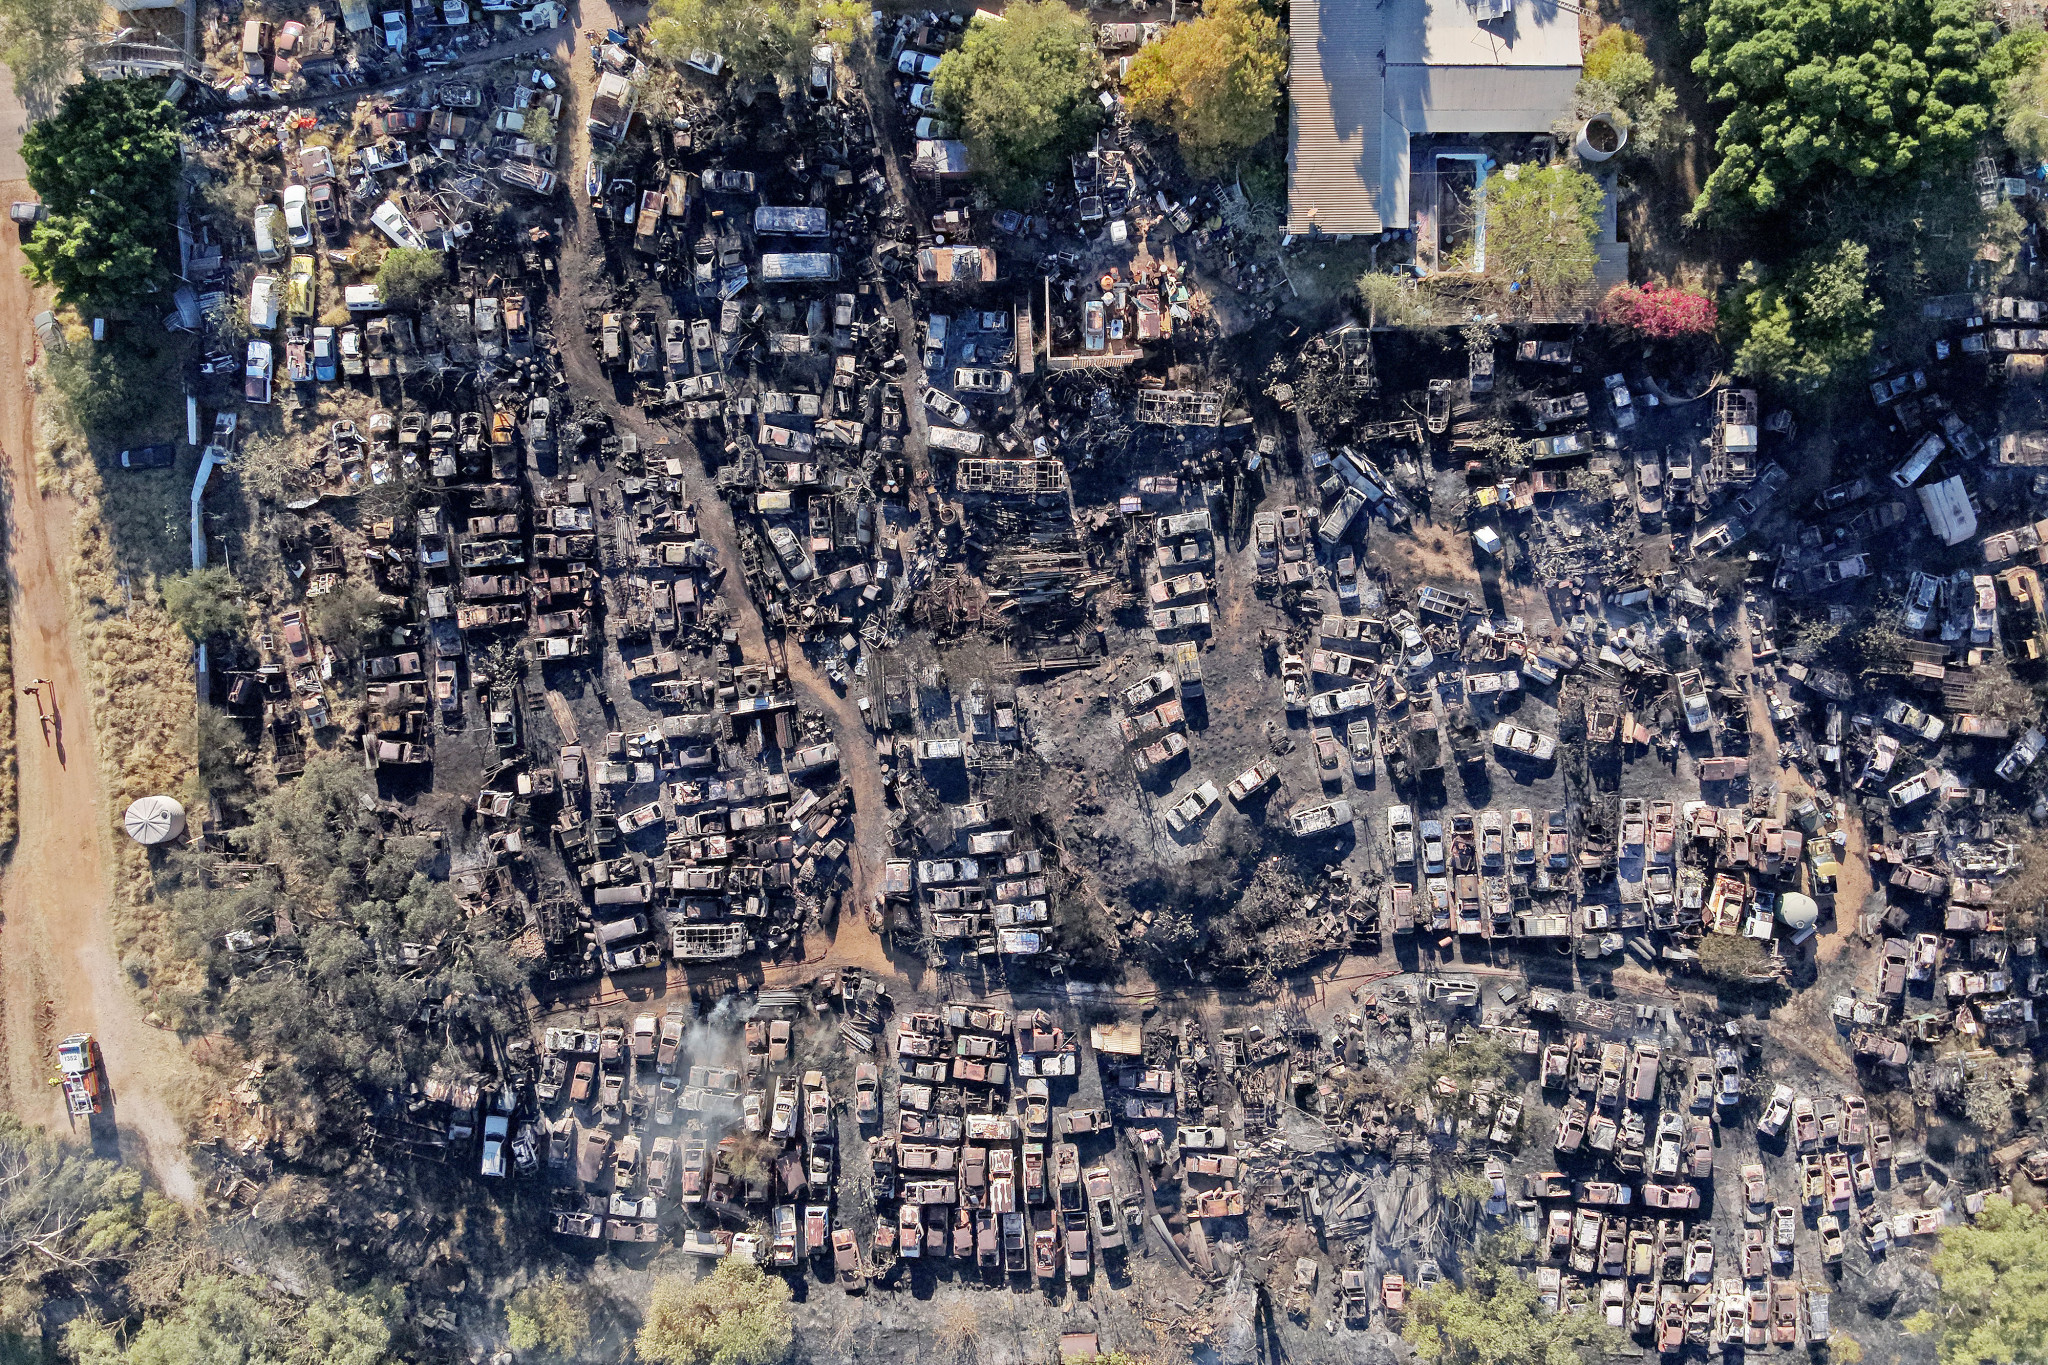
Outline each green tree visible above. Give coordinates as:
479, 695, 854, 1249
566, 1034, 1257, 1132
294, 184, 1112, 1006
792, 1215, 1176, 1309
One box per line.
818, 0, 867, 47
374, 247, 444, 310
22, 79, 184, 309
647, 0, 821, 82
1726, 240, 1881, 390
195, 706, 251, 803
1690, 0, 1996, 222
309, 581, 402, 659
67, 1275, 399, 1365
1998, 32, 2048, 160
1483, 163, 1604, 316
164, 755, 527, 1139
506, 1277, 592, 1358
1397, 1035, 1514, 1108
1405, 1244, 1619, 1365
522, 105, 557, 146
0, 1115, 176, 1276
162, 568, 245, 643
1904, 1196, 2048, 1365
0, 0, 99, 106
636, 1260, 793, 1365
933, 2, 1104, 206
1124, 0, 1287, 175
1563, 28, 1689, 155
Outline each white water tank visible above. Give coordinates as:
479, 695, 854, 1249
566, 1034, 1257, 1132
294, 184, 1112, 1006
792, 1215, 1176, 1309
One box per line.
123, 795, 186, 846
1575, 114, 1628, 163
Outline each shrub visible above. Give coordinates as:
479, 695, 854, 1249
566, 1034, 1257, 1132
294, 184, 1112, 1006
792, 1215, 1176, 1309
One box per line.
636, 1260, 792, 1365
1600, 282, 1718, 338
374, 247, 444, 310
161, 568, 245, 643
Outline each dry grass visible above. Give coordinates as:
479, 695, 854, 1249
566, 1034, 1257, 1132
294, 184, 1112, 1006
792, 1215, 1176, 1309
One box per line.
31, 368, 198, 981
933, 1301, 982, 1361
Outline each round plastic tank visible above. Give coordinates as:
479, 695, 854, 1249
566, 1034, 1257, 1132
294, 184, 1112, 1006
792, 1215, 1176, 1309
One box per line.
123, 795, 186, 846
1777, 891, 1819, 931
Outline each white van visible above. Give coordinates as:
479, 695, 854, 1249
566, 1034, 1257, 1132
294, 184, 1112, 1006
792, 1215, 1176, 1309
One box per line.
247, 273, 281, 330
370, 199, 425, 250
1891, 431, 1945, 489
253, 204, 284, 262
344, 283, 385, 312
926, 425, 983, 455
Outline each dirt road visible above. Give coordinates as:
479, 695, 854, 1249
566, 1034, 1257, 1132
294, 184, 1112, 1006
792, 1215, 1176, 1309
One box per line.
0, 171, 198, 1197
554, 34, 898, 978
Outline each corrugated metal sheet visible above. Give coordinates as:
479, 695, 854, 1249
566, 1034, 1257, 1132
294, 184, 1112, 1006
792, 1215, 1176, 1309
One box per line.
1385, 66, 1581, 135
1287, 0, 1580, 238
1286, 0, 1386, 235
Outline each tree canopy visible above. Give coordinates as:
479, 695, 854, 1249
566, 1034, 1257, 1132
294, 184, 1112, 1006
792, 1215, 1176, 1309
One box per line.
647, 0, 861, 82
933, 2, 1104, 206
506, 1277, 594, 1359
636, 1259, 793, 1365
374, 248, 444, 311
22, 79, 183, 309
68, 1274, 400, 1365
162, 568, 246, 643
1483, 163, 1604, 316
1905, 1196, 2048, 1365
42, 327, 184, 438
1996, 29, 2048, 161
1726, 240, 1881, 390
1123, 0, 1287, 175
1405, 1246, 1619, 1365
0, 0, 99, 106
163, 756, 525, 1141
1690, 0, 1997, 222
0, 1114, 175, 1277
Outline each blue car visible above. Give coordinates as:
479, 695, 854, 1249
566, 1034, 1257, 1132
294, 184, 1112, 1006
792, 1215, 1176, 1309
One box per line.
311, 326, 337, 382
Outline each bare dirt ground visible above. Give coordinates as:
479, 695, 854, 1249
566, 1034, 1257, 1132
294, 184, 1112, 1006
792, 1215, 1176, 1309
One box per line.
0, 147, 198, 1196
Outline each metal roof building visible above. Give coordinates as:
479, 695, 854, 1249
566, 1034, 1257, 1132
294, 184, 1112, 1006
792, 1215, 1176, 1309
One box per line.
1285, 0, 1583, 238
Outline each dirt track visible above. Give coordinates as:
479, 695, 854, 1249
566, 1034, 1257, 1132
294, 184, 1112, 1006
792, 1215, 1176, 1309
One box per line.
554, 30, 899, 978
0, 81, 198, 1200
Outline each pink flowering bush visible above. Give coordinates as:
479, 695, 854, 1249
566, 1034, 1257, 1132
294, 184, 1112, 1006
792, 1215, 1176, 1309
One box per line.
1599, 283, 1718, 339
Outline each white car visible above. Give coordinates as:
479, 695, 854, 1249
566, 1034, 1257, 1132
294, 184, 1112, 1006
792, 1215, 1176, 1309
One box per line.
281, 185, 313, 247
1387, 805, 1416, 864
1121, 669, 1175, 710
908, 83, 938, 110
380, 10, 406, 48
480, 1115, 508, 1177
1902, 570, 1939, 633
1164, 780, 1220, 834
687, 49, 724, 76
923, 387, 969, 424
896, 49, 941, 77
1491, 722, 1557, 761
955, 367, 1013, 395
915, 117, 954, 139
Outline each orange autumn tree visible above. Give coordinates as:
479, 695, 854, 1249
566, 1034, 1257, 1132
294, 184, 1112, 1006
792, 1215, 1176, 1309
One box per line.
1125, 0, 1287, 175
